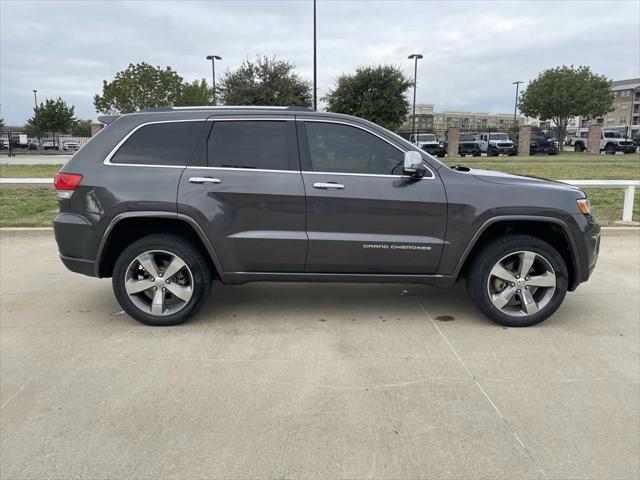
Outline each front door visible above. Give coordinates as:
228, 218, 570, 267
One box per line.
298, 120, 447, 274
178, 118, 307, 273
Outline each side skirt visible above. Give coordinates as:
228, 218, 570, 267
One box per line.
222, 272, 456, 287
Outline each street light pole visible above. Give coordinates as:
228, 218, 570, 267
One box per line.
408, 54, 423, 140
313, 0, 317, 110
512, 80, 523, 129
32, 90, 38, 109
206, 55, 222, 105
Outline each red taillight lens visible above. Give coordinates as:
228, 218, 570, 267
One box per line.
54, 173, 82, 190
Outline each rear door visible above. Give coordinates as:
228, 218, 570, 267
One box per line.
298, 119, 447, 274
177, 117, 307, 273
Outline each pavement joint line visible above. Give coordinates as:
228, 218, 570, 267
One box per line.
417, 300, 549, 479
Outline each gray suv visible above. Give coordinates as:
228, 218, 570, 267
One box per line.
53, 107, 600, 327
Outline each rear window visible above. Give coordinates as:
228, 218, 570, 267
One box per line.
208, 121, 288, 170
110, 121, 203, 166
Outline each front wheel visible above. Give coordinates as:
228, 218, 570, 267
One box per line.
112, 234, 212, 326
467, 235, 568, 327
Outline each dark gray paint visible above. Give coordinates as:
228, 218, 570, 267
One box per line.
54, 107, 600, 291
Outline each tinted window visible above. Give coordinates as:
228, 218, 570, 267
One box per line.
305, 122, 404, 175
111, 121, 203, 166
208, 121, 288, 170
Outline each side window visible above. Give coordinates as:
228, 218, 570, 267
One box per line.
110, 121, 203, 166
304, 122, 404, 175
208, 121, 288, 170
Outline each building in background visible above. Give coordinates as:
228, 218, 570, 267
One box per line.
577, 78, 640, 139
402, 104, 524, 136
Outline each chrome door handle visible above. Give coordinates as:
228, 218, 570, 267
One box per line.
313, 182, 345, 190
189, 177, 221, 184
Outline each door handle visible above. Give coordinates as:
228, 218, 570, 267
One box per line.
189, 177, 221, 184
313, 182, 345, 190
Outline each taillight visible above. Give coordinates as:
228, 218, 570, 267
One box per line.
54, 173, 82, 199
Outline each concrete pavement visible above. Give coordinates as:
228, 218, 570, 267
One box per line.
1, 230, 638, 479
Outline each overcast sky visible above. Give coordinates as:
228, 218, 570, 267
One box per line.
1, 0, 639, 125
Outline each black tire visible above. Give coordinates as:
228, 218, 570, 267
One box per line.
487, 147, 497, 157
574, 143, 584, 152
604, 143, 616, 155
112, 234, 212, 326
466, 235, 568, 327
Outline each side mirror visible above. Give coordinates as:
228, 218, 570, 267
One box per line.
403, 151, 425, 177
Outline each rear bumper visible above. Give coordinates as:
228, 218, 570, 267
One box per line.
54, 212, 99, 277
60, 255, 96, 277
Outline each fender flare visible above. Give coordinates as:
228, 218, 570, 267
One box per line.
95, 211, 225, 279
452, 215, 581, 286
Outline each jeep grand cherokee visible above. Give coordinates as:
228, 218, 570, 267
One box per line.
54, 107, 600, 327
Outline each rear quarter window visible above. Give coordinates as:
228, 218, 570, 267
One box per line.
110, 121, 204, 166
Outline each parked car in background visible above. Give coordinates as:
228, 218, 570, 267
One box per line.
572, 130, 636, 154
410, 133, 446, 157
42, 139, 59, 150
457, 133, 482, 156
63, 140, 80, 151
0, 138, 9, 149
515, 131, 558, 155
479, 132, 516, 156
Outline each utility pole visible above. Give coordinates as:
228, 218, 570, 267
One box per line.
313, 0, 317, 110
407, 54, 423, 140
33, 90, 38, 109
512, 81, 523, 129
206, 55, 222, 105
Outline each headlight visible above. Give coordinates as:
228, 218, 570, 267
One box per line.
576, 198, 591, 215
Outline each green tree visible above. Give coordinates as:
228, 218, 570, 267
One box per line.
71, 119, 92, 137
27, 97, 78, 133
217, 56, 312, 107
176, 79, 213, 106
324, 65, 412, 130
94, 62, 185, 114
519, 65, 614, 143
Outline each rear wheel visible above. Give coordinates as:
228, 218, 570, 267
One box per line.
574, 143, 584, 152
467, 235, 568, 327
112, 234, 212, 326
604, 143, 616, 155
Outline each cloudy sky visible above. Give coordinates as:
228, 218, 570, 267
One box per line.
1, 0, 639, 124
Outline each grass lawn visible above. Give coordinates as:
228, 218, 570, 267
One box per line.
0, 164, 62, 178
0, 186, 58, 228
0, 153, 638, 227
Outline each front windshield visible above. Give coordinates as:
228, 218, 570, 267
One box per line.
416, 134, 436, 142
604, 131, 622, 138
489, 133, 508, 140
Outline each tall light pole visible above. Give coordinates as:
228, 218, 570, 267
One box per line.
313, 0, 317, 110
512, 80, 523, 129
32, 90, 38, 109
206, 55, 222, 105
408, 54, 423, 139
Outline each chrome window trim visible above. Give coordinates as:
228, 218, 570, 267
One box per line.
298, 118, 435, 180
301, 170, 430, 180
103, 119, 205, 167
186, 166, 299, 174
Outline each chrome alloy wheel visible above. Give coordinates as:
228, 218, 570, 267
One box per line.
124, 250, 194, 316
486, 250, 556, 317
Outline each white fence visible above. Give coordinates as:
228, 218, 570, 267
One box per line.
0, 178, 638, 223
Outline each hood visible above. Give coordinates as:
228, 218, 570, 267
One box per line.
469, 168, 583, 193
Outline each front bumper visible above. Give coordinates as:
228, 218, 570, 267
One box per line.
569, 213, 601, 288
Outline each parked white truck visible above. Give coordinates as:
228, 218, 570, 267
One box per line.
572, 130, 637, 154
478, 132, 516, 156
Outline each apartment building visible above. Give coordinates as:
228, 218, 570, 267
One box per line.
578, 78, 640, 138
403, 104, 523, 133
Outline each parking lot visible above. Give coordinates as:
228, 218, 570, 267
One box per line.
1, 229, 638, 479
